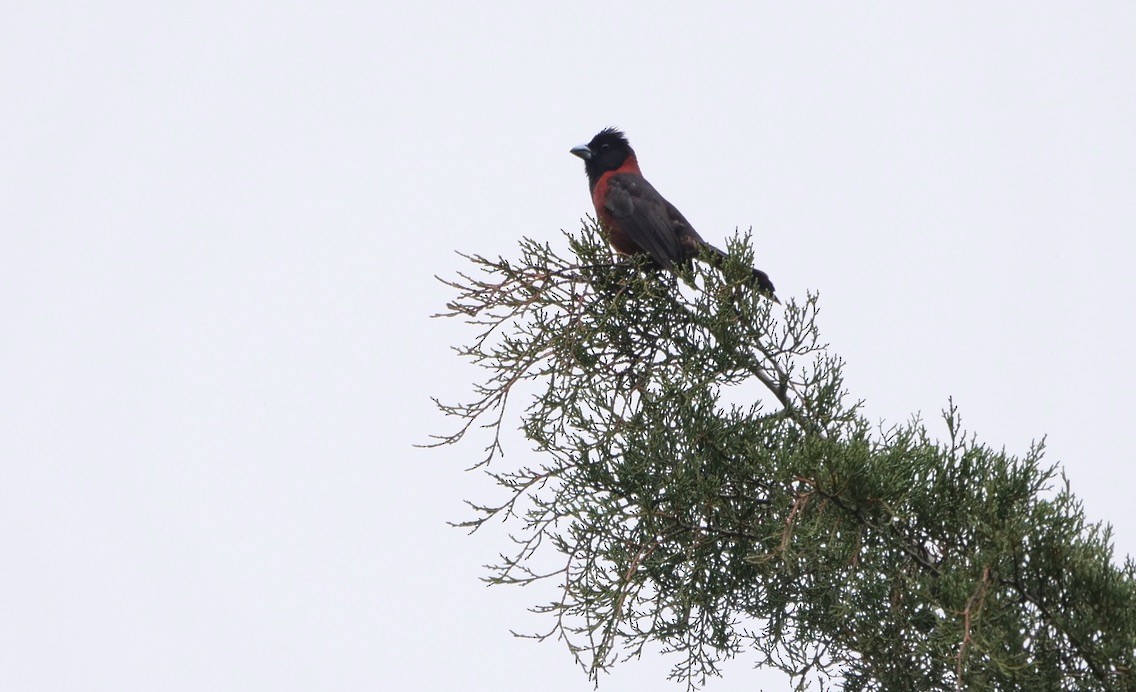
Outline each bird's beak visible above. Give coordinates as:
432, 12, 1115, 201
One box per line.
569, 144, 592, 160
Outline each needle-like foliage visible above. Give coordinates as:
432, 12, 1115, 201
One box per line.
427, 223, 1136, 690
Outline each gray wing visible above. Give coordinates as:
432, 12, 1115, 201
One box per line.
603, 174, 693, 269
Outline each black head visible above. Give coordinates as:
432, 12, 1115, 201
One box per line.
570, 128, 635, 188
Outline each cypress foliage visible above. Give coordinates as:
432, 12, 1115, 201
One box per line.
428, 224, 1136, 690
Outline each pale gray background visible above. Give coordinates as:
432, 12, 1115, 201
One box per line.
2, 2, 1133, 690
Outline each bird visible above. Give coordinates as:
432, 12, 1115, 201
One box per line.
570, 128, 778, 301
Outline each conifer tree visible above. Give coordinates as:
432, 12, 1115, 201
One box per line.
429, 224, 1136, 690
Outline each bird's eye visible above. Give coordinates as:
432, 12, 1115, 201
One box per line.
599, 144, 611, 151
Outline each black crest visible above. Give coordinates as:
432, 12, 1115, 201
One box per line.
573, 127, 635, 188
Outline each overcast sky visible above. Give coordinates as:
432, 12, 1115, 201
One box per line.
2, 3, 1133, 690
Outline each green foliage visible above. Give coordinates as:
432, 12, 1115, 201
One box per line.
428, 224, 1136, 690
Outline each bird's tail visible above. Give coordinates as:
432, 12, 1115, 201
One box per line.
701, 242, 780, 303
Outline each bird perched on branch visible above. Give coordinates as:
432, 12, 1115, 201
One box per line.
570, 128, 778, 302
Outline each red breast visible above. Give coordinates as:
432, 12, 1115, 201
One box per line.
591, 155, 643, 256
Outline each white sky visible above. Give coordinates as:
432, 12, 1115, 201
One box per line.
2, 3, 1133, 690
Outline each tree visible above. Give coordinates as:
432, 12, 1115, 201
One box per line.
427, 224, 1136, 690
